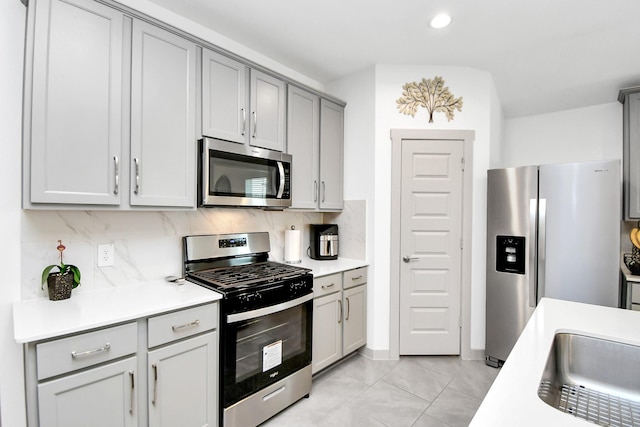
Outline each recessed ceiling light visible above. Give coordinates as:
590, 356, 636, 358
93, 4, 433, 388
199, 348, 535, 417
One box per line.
430, 13, 452, 29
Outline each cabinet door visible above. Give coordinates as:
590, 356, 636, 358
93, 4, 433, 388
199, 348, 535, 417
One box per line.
319, 99, 344, 210
287, 86, 320, 209
30, 0, 123, 205
343, 285, 367, 356
202, 49, 248, 144
130, 21, 197, 207
625, 92, 640, 219
38, 357, 137, 427
250, 69, 286, 151
148, 332, 217, 427
312, 292, 342, 374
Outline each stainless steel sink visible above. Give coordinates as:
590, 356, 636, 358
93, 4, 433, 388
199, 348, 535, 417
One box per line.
538, 333, 640, 426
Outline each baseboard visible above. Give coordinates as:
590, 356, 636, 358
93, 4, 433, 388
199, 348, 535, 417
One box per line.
463, 348, 485, 361
358, 346, 396, 360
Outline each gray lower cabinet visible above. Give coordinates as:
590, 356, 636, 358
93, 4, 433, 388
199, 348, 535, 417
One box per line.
287, 86, 345, 210
25, 0, 197, 208
620, 88, 640, 219
202, 48, 286, 151
25, 303, 218, 427
312, 267, 367, 374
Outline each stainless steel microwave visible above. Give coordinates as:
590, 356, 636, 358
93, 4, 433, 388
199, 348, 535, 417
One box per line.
198, 137, 292, 208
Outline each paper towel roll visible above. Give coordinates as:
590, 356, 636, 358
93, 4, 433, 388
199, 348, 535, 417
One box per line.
284, 228, 302, 264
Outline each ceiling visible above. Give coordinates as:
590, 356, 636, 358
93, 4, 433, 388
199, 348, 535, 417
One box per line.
147, 0, 640, 118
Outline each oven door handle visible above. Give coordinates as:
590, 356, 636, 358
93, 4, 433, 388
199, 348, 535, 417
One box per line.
227, 293, 313, 324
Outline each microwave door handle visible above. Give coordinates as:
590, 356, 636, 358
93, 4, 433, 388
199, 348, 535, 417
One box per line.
276, 161, 285, 198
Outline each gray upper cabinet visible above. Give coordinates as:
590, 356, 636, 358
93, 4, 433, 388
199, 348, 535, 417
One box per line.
319, 99, 345, 210
620, 88, 640, 219
202, 49, 285, 152
130, 20, 197, 207
29, 0, 124, 205
25, 0, 197, 208
202, 49, 248, 144
250, 69, 286, 151
287, 88, 344, 210
287, 86, 320, 209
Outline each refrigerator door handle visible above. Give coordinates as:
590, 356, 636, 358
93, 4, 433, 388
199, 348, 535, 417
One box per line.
537, 198, 547, 304
529, 199, 538, 307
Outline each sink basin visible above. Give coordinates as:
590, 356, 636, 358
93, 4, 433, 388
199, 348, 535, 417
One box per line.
538, 333, 640, 426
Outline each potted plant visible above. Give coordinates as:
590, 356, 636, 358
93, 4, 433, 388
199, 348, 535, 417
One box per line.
41, 240, 81, 301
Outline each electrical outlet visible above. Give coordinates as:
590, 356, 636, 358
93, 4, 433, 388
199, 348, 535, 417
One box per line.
98, 243, 114, 267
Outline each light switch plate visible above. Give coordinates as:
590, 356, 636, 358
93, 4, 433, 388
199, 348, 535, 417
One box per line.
98, 243, 114, 267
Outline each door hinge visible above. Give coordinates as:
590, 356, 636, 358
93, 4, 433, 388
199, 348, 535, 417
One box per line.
460, 157, 465, 171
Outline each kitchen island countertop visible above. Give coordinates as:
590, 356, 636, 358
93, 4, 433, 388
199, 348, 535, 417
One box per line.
471, 297, 640, 426
13, 280, 221, 343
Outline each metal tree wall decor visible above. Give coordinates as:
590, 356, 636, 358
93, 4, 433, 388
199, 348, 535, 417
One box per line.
396, 76, 463, 123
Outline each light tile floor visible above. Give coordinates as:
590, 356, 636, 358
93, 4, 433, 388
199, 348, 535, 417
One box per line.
262, 354, 500, 427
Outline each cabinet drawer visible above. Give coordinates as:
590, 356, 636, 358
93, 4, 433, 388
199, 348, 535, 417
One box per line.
313, 273, 342, 297
148, 303, 218, 348
343, 267, 367, 289
37, 322, 137, 380
632, 283, 640, 304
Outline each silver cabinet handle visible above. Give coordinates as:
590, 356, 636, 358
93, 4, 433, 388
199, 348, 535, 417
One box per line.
338, 299, 343, 324
313, 180, 318, 202
252, 111, 257, 138
133, 158, 140, 195
151, 364, 158, 405
402, 256, 418, 263
241, 107, 246, 136
129, 371, 135, 414
322, 181, 326, 202
113, 156, 119, 195
171, 319, 200, 332
321, 283, 335, 290
346, 297, 350, 321
71, 342, 111, 359
351, 275, 363, 281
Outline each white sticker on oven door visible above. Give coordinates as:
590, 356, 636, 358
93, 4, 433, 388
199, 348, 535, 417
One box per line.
263, 340, 283, 372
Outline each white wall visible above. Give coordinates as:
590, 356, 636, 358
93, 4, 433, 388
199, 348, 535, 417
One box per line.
329, 65, 501, 354
502, 102, 622, 168
1, 1, 27, 425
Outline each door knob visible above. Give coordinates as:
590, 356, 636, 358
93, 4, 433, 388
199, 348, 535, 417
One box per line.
403, 256, 418, 263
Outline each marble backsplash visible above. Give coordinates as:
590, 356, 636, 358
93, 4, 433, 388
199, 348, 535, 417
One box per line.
21, 200, 366, 300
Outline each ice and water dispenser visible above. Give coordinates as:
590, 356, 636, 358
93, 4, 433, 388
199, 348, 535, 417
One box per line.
496, 236, 526, 274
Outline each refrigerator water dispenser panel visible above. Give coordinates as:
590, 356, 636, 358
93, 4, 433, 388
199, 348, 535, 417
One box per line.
496, 236, 525, 274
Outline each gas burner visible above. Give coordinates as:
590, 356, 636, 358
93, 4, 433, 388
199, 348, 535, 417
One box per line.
189, 261, 311, 289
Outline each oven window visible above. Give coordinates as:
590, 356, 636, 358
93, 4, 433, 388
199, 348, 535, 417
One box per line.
235, 305, 305, 383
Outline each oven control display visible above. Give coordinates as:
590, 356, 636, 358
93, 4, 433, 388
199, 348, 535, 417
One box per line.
219, 237, 247, 248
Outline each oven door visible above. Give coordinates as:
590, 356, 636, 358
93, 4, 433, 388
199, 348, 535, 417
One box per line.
223, 293, 312, 407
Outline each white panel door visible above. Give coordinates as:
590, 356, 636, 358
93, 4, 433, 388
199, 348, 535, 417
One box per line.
30, 0, 123, 205
202, 49, 248, 144
130, 20, 196, 207
399, 139, 464, 355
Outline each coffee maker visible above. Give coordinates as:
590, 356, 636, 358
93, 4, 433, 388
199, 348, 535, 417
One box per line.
309, 224, 338, 260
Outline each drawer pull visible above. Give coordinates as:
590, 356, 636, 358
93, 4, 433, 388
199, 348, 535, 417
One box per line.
172, 319, 200, 332
71, 343, 111, 359
351, 275, 363, 280
129, 371, 135, 415
152, 364, 158, 405
321, 283, 335, 290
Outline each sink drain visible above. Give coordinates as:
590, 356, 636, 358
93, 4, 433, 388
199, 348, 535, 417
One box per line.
540, 381, 640, 427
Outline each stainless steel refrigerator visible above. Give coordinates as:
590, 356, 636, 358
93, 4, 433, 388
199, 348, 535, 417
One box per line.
485, 159, 621, 367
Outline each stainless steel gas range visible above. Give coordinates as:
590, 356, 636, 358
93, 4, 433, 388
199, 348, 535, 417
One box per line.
183, 232, 313, 427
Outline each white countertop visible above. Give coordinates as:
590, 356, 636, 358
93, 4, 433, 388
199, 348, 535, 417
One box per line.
296, 257, 368, 278
471, 298, 640, 426
13, 280, 221, 343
